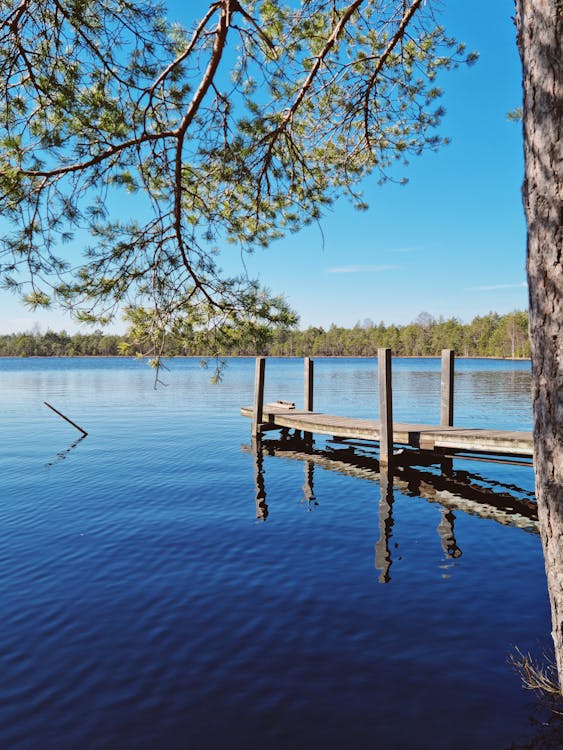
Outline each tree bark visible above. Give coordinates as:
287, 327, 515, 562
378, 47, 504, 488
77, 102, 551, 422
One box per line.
516, 0, 563, 687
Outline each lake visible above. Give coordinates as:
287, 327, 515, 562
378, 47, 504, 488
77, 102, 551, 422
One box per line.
0, 356, 556, 749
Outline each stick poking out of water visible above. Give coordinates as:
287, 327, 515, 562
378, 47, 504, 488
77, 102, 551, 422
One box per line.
44, 402, 88, 436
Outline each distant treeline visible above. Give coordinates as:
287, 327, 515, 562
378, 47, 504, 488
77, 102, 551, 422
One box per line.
0, 311, 530, 359
0, 329, 124, 357
265, 311, 530, 359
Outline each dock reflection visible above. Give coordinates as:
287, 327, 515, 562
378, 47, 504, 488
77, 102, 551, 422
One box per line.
244, 431, 537, 577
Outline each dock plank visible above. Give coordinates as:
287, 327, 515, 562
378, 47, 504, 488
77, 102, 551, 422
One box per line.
240, 406, 534, 459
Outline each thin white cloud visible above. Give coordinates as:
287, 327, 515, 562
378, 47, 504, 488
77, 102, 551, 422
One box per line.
325, 264, 400, 274
466, 281, 528, 292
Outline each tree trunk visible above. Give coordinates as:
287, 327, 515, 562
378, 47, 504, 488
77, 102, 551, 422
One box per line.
516, 0, 563, 688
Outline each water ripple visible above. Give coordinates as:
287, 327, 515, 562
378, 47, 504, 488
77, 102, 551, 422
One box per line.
0, 357, 546, 750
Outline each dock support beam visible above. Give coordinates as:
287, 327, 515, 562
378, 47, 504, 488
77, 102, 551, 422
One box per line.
378, 348, 393, 466
252, 356, 266, 436
304, 357, 314, 411
440, 349, 455, 427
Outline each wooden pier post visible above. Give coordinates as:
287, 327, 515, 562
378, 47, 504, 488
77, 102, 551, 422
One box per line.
252, 357, 266, 436
304, 357, 314, 411
440, 349, 455, 427
378, 348, 393, 466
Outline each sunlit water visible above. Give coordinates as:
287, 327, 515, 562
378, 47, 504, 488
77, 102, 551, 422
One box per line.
0, 357, 555, 749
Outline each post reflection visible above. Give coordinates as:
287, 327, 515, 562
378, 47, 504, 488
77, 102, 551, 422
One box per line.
301, 459, 317, 511
252, 437, 268, 521
437, 509, 462, 559
375, 468, 395, 583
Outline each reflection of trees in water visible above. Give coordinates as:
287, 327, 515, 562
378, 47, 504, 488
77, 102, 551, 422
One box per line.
379, 369, 532, 426
458, 369, 532, 397
304, 366, 532, 428
393, 369, 532, 401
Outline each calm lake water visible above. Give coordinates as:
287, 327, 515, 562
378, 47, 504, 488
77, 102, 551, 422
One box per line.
0, 357, 557, 749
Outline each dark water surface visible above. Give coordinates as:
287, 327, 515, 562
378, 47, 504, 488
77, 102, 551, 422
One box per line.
0, 357, 557, 749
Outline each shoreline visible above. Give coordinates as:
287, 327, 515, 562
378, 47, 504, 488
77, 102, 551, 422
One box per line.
0, 354, 532, 362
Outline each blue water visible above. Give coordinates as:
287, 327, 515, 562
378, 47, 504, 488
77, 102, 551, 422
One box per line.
0, 357, 556, 749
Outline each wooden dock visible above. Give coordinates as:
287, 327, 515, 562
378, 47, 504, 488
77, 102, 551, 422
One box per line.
241, 352, 534, 465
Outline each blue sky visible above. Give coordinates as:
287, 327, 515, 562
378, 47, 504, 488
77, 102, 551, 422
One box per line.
0, 0, 527, 334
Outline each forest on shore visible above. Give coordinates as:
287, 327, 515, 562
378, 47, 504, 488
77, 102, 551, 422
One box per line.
0, 310, 530, 359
